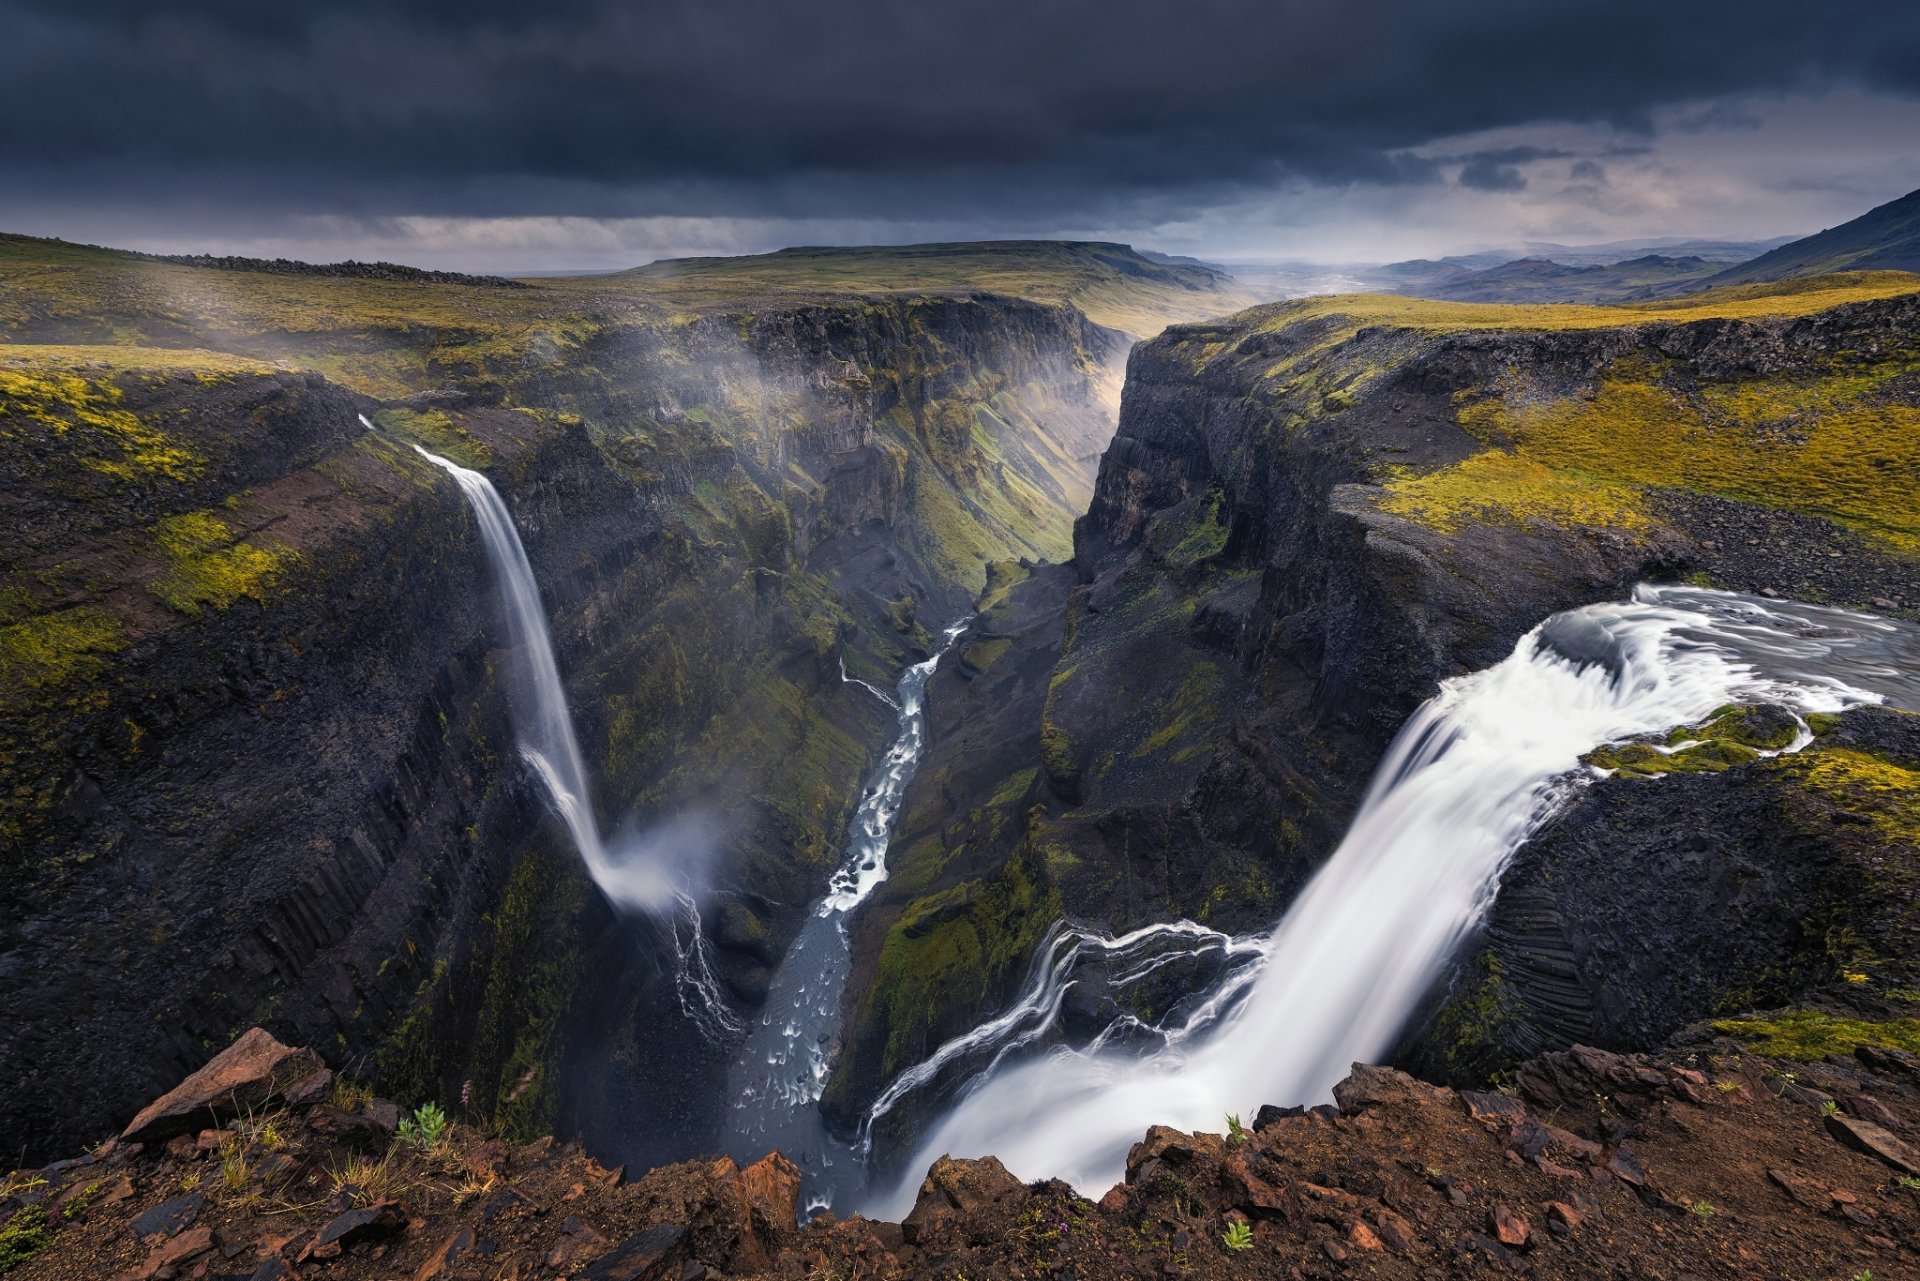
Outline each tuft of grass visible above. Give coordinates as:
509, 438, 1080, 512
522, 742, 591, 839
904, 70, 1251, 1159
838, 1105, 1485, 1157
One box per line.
1221, 1220, 1254, 1252
0, 1205, 55, 1273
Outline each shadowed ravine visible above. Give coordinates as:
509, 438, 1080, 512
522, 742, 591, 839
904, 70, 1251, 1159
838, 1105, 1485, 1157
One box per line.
722, 619, 969, 1215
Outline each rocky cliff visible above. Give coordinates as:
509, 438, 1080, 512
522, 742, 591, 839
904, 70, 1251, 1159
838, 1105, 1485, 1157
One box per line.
825, 273, 1920, 1156
0, 237, 1170, 1170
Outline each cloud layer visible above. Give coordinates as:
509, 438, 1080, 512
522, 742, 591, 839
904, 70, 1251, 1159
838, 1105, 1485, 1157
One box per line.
4, 0, 1919, 268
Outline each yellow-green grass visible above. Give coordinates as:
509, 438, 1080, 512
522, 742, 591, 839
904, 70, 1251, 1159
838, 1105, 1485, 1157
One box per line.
1711, 1008, 1920, 1060
1249, 271, 1920, 337
147, 511, 299, 617
1390, 359, 1920, 549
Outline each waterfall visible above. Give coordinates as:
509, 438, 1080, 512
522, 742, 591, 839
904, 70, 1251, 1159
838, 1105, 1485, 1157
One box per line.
722, 620, 968, 1213
403, 427, 738, 1033
862, 585, 1920, 1215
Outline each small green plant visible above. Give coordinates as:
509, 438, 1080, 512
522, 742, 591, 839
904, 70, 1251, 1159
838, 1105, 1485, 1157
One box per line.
0, 1204, 57, 1272
398, 1101, 449, 1150
1894, 1175, 1920, 1190
1687, 1200, 1715, 1217
1221, 1221, 1254, 1252
1822, 1099, 1841, 1117
1225, 1113, 1249, 1148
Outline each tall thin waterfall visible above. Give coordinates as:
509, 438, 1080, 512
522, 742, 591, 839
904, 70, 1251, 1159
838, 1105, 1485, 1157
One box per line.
863, 585, 1920, 1214
402, 425, 738, 1033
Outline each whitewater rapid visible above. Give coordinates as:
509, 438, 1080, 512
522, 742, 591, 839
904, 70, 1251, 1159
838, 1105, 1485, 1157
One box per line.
402, 426, 738, 1034
723, 620, 968, 1212
862, 585, 1920, 1214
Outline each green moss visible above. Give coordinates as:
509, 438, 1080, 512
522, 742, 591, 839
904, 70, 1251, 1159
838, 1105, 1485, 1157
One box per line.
370, 406, 494, 468
0, 366, 201, 482
867, 855, 1061, 1079
961, 635, 1013, 673
147, 511, 298, 617
1380, 451, 1652, 534
1711, 1009, 1920, 1060
0, 606, 126, 689
0, 1204, 54, 1274
1585, 703, 1801, 777
1422, 353, 1920, 549
1133, 662, 1224, 758
1792, 747, 1920, 844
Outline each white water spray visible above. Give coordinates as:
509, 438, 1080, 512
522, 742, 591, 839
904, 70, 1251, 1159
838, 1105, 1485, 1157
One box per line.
399, 422, 739, 1034
864, 585, 1920, 1213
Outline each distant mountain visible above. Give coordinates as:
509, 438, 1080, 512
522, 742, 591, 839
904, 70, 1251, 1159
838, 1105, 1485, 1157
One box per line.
1514, 235, 1797, 266
1703, 187, 1920, 285
1363, 253, 1723, 304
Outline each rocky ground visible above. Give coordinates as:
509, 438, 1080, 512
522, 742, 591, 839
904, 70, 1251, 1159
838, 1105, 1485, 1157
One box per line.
11, 1025, 1920, 1279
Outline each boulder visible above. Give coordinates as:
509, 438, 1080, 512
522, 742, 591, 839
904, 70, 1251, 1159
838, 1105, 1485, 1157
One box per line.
1333, 1063, 1446, 1114
902, 1155, 1024, 1244
121, 1028, 321, 1144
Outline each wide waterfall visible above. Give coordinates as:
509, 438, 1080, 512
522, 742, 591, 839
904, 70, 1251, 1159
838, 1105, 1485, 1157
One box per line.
863, 585, 1920, 1215
401, 424, 738, 1033
723, 620, 968, 1214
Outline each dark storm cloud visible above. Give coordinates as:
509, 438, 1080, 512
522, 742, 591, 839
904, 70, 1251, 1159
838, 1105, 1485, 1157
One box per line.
1, 0, 1918, 232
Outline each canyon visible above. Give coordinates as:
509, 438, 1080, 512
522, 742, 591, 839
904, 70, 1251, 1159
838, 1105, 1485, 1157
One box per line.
4, 226, 1920, 1278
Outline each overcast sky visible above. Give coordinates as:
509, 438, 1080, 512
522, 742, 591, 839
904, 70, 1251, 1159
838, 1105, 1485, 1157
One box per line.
3, 0, 1918, 272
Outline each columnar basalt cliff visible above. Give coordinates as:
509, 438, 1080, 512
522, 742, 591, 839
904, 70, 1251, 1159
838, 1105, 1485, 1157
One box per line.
0, 237, 1170, 1169
826, 276, 1920, 1152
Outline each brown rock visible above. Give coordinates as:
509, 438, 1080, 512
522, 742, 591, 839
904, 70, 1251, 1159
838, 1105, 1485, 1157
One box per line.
1322, 1239, 1348, 1262
1348, 1220, 1383, 1251
1332, 1063, 1445, 1113
298, 1202, 403, 1262
1459, 1091, 1529, 1129
116, 1225, 215, 1281
1825, 1113, 1920, 1174
1606, 1146, 1648, 1187
583, 1224, 687, 1281
1372, 1209, 1414, 1252
739, 1152, 802, 1236
413, 1227, 475, 1281
282, 1068, 333, 1108
122, 1028, 321, 1144
1842, 1094, 1903, 1131
1224, 1153, 1293, 1215
1767, 1167, 1826, 1208
1546, 1201, 1584, 1232
902, 1155, 1024, 1244
1490, 1204, 1530, 1248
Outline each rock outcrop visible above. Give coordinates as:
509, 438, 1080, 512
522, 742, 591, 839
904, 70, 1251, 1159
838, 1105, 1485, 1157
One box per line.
10, 1025, 1920, 1279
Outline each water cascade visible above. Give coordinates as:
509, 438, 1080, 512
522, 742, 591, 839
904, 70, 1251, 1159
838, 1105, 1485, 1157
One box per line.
402, 426, 738, 1033
723, 621, 968, 1212
863, 585, 1920, 1214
